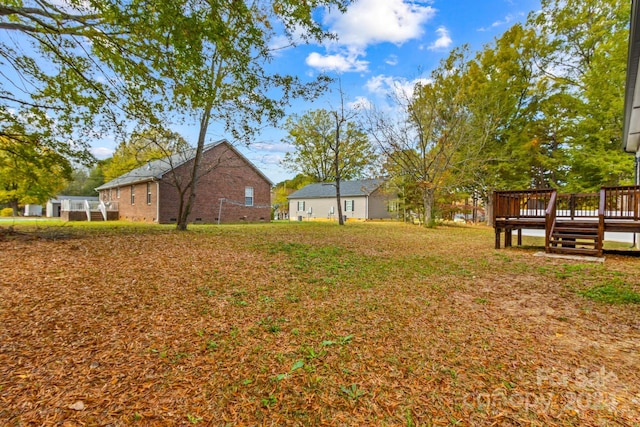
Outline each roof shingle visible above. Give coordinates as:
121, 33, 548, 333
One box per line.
288, 179, 384, 199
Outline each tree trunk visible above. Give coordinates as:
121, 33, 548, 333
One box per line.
336, 178, 343, 225
10, 199, 19, 217
422, 188, 434, 227
176, 102, 213, 231
485, 193, 494, 227
334, 113, 344, 225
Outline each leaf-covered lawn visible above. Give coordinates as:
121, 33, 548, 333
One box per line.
1, 222, 639, 425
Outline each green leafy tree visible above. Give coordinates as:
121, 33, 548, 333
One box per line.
0, 136, 71, 215
460, 0, 632, 222
459, 24, 543, 223
369, 48, 484, 226
0, 1, 149, 165
61, 163, 107, 196
282, 109, 374, 182
531, 0, 633, 190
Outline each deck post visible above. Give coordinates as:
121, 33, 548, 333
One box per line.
597, 188, 605, 257
517, 229, 522, 246
505, 228, 512, 247
495, 227, 501, 249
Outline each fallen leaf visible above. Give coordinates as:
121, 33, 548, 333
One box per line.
69, 401, 85, 411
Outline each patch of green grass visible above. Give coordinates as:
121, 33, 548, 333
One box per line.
258, 316, 286, 333
261, 396, 277, 407
265, 241, 356, 276
196, 286, 216, 297
186, 413, 202, 424
340, 383, 365, 401
580, 279, 640, 304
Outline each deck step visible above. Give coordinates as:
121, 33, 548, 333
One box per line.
551, 239, 598, 246
89, 211, 104, 221
553, 227, 598, 234
551, 232, 598, 240
547, 247, 600, 256
549, 220, 600, 255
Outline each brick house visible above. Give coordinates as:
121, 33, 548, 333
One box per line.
95, 140, 272, 223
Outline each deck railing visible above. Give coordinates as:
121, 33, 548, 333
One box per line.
494, 186, 640, 254
61, 199, 118, 221
494, 188, 640, 221
493, 189, 555, 219
555, 193, 599, 219
601, 186, 640, 220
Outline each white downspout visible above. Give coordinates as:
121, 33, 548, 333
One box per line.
156, 181, 160, 223
365, 195, 369, 220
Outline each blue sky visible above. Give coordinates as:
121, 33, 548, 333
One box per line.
91, 0, 541, 184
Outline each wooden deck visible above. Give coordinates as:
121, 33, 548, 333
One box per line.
493, 186, 640, 256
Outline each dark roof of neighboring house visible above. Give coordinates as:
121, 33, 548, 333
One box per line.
624, 0, 640, 152
288, 179, 385, 199
96, 140, 272, 190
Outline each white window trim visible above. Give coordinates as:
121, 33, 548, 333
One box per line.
345, 199, 354, 212
245, 186, 254, 206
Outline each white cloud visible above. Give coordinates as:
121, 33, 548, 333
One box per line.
385, 55, 399, 66
348, 96, 373, 110
305, 51, 369, 73
305, 0, 435, 74
269, 35, 293, 53
324, 0, 436, 48
252, 142, 292, 152
365, 74, 431, 99
259, 154, 283, 166
91, 146, 114, 159
428, 26, 452, 51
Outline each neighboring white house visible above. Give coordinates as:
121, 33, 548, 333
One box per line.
287, 179, 396, 222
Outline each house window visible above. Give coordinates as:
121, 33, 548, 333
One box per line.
147, 182, 152, 205
245, 186, 254, 206
345, 200, 354, 212
131, 185, 135, 205
297, 201, 305, 211
387, 201, 398, 212
116, 187, 120, 199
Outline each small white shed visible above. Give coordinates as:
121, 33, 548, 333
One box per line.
24, 204, 42, 216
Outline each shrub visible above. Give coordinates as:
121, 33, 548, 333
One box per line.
0, 208, 14, 217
